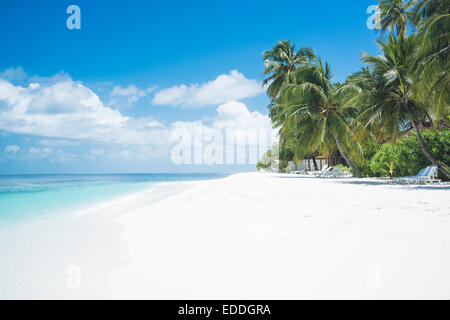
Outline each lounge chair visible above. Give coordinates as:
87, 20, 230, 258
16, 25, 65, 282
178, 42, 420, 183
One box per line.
392, 167, 428, 184
313, 166, 331, 177
328, 167, 346, 178
393, 165, 441, 184
408, 165, 441, 184
319, 167, 345, 178
292, 169, 308, 175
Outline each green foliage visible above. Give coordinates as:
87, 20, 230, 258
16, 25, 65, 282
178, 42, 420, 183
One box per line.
348, 30, 450, 178
354, 33, 429, 142
261, 1, 450, 178
278, 138, 295, 171
256, 150, 272, 170
370, 143, 401, 177
359, 138, 382, 176
381, 161, 396, 179
413, 0, 450, 120
370, 129, 450, 180
271, 58, 363, 177
262, 41, 315, 100
378, 0, 416, 36
333, 164, 350, 174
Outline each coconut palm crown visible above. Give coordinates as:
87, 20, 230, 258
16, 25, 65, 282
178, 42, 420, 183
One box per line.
353, 32, 450, 178
378, 0, 416, 36
273, 58, 363, 177
413, 0, 450, 119
262, 40, 315, 100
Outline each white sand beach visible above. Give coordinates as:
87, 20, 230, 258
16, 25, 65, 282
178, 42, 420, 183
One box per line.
1, 172, 449, 299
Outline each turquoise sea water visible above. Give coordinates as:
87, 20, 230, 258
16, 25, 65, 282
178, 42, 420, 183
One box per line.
0, 173, 227, 228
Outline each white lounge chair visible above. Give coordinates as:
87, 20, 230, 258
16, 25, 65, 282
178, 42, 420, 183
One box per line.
329, 167, 346, 178
292, 169, 308, 175
408, 165, 441, 184
393, 165, 441, 184
393, 167, 429, 184
313, 166, 331, 177
319, 167, 345, 178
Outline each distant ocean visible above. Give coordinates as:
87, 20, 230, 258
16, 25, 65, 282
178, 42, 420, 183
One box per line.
0, 173, 227, 228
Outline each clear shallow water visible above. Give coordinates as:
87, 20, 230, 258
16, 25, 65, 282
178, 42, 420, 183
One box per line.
0, 173, 227, 228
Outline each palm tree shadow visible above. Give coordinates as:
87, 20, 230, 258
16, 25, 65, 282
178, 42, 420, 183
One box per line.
336, 179, 450, 190
273, 174, 450, 190
275, 175, 313, 180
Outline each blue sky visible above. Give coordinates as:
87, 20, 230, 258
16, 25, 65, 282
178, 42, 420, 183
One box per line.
0, 0, 380, 173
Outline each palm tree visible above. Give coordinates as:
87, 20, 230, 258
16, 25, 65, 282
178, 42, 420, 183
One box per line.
378, 0, 416, 36
262, 41, 315, 99
414, 0, 449, 21
413, 0, 449, 119
347, 68, 399, 144
274, 58, 363, 178
355, 33, 450, 179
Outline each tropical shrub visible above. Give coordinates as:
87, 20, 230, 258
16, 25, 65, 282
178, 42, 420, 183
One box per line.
370, 129, 450, 180
370, 143, 402, 177
256, 150, 272, 170
278, 139, 295, 172
353, 32, 450, 179
359, 139, 381, 177
381, 161, 396, 179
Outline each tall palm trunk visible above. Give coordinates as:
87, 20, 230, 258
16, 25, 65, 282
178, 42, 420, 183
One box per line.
398, 24, 407, 38
410, 118, 450, 179
333, 134, 362, 178
312, 156, 319, 171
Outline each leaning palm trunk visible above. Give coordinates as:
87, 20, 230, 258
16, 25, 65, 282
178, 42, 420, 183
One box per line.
409, 118, 450, 180
312, 156, 319, 171
333, 134, 362, 178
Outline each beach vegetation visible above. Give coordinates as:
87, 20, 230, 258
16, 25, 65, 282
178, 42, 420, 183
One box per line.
378, 0, 416, 36
256, 149, 272, 170
262, 41, 315, 100
267, 58, 364, 177
351, 32, 450, 179
370, 129, 450, 179
382, 161, 396, 179
259, 0, 449, 179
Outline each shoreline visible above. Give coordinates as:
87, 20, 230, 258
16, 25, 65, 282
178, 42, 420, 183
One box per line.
0, 173, 229, 231
1, 172, 449, 299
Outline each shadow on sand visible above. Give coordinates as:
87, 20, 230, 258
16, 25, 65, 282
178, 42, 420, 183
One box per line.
272, 174, 450, 190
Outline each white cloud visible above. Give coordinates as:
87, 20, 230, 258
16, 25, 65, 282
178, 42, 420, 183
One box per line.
169, 101, 273, 133
90, 148, 104, 156
109, 85, 157, 107
40, 139, 79, 146
0, 70, 276, 166
0, 67, 27, 83
28, 147, 52, 156
4, 145, 20, 153
170, 100, 277, 150
152, 70, 264, 108
52, 149, 77, 162
28, 147, 40, 154
168, 101, 277, 165
212, 101, 278, 150
0, 77, 167, 146
28, 83, 40, 90
211, 100, 273, 131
